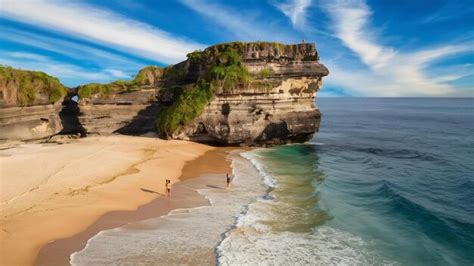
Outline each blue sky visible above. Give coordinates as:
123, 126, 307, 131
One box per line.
0, 0, 473, 96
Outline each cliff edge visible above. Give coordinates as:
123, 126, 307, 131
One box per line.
0, 67, 67, 141
156, 42, 329, 145
0, 41, 329, 146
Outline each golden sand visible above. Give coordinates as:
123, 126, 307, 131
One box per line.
0, 135, 223, 266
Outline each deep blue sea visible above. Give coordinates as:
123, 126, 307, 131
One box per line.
228, 98, 474, 265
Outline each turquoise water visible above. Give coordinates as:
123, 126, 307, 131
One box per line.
231, 98, 473, 265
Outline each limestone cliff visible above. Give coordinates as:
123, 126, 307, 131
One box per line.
158, 42, 329, 145
0, 42, 329, 146
0, 67, 67, 141
69, 66, 162, 135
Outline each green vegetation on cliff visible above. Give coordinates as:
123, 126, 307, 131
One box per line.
0, 66, 67, 106
156, 43, 250, 136
77, 66, 162, 99
205, 41, 286, 55
157, 80, 213, 135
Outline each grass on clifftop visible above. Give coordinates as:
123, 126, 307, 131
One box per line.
77, 66, 162, 99
156, 45, 250, 136
0, 66, 67, 106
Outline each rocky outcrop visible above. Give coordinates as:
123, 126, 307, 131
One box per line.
73, 89, 159, 135
163, 42, 329, 145
0, 103, 64, 141
0, 67, 67, 141
0, 42, 329, 146
175, 78, 323, 145
69, 66, 162, 135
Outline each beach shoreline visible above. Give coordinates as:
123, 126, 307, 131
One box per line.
68, 150, 267, 265
0, 135, 232, 266
35, 146, 233, 265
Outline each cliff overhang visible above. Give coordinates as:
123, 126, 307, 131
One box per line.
0, 41, 329, 146
156, 42, 329, 146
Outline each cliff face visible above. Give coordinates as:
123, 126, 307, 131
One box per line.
162, 42, 329, 145
73, 89, 160, 135
0, 42, 329, 146
70, 66, 162, 135
0, 67, 67, 141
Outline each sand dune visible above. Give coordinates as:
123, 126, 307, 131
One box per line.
0, 135, 213, 266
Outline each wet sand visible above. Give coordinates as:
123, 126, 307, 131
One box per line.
0, 135, 226, 266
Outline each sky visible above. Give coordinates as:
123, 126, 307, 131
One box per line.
0, 0, 473, 97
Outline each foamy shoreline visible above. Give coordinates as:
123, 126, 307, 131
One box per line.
0, 135, 221, 266
69, 150, 268, 265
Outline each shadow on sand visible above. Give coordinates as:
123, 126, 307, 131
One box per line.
140, 188, 165, 196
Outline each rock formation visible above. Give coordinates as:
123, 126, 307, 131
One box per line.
0, 42, 329, 146
0, 67, 67, 141
69, 66, 162, 135
158, 42, 329, 145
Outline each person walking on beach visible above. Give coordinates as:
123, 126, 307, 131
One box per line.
226, 173, 232, 189
165, 179, 171, 197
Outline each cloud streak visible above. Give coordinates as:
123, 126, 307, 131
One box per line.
0, 26, 144, 70
1, 0, 205, 64
180, 0, 297, 42
274, 0, 312, 30
321, 0, 473, 96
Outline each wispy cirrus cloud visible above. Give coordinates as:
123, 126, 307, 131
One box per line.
321, 0, 473, 96
421, 1, 474, 24
180, 0, 296, 42
0, 0, 205, 64
0, 26, 144, 70
274, 0, 312, 31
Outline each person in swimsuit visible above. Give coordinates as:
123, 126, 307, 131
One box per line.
226, 173, 231, 189
165, 179, 171, 196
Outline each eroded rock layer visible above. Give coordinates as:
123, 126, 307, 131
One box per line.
0, 104, 63, 141
0, 42, 329, 146
170, 42, 329, 145
74, 89, 159, 135
0, 67, 67, 141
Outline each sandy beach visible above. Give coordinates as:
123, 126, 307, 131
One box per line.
0, 135, 230, 266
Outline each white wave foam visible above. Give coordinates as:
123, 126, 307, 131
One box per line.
217, 225, 389, 265
241, 150, 277, 188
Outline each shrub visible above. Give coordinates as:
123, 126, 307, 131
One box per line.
156, 44, 251, 136
76, 66, 161, 100
206, 47, 250, 92
134, 66, 161, 85
187, 50, 202, 61
156, 80, 214, 135
257, 68, 271, 79
49, 86, 65, 103
0, 66, 67, 106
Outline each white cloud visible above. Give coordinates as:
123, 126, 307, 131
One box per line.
323, 1, 396, 71
1, 0, 205, 64
180, 0, 296, 42
274, 0, 312, 30
104, 69, 130, 79
321, 0, 473, 96
9, 52, 50, 61
0, 26, 144, 69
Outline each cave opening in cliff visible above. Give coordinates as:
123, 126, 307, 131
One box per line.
58, 96, 86, 137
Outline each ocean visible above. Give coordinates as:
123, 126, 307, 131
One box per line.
72, 98, 474, 265
219, 98, 474, 265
